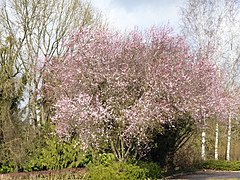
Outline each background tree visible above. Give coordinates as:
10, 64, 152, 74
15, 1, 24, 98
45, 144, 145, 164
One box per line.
0, 35, 27, 170
0, 0, 101, 127
180, 0, 240, 161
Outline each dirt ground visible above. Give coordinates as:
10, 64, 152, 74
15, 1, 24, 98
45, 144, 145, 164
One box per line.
0, 168, 87, 179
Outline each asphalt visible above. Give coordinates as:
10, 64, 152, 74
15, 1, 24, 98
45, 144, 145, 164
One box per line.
168, 170, 240, 179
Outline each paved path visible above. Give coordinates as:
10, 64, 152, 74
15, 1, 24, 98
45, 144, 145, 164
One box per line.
170, 171, 240, 179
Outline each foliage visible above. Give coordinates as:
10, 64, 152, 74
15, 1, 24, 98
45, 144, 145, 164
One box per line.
87, 162, 161, 180
0, 134, 91, 173
0, 162, 15, 173
22, 136, 91, 171
96, 153, 116, 166
202, 160, 240, 171
137, 161, 162, 179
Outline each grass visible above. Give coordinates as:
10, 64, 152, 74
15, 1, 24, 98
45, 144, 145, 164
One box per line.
202, 160, 240, 171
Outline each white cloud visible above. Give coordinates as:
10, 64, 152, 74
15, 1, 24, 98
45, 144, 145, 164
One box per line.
90, 0, 182, 32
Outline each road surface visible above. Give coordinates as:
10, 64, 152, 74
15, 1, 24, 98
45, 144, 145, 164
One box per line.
170, 170, 240, 179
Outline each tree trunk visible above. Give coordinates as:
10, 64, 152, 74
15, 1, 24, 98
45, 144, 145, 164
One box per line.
226, 113, 232, 161
201, 128, 206, 161
201, 115, 206, 161
215, 122, 219, 160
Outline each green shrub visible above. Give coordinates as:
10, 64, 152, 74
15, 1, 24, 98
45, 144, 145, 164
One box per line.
138, 161, 162, 179
87, 162, 146, 180
97, 153, 115, 166
0, 162, 15, 173
202, 160, 240, 171
22, 137, 91, 171
87, 161, 162, 180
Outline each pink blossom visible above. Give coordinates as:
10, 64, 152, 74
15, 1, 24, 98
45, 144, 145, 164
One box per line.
44, 26, 237, 160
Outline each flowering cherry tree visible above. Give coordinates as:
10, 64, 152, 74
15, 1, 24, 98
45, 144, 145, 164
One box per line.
44, 26, 235, 162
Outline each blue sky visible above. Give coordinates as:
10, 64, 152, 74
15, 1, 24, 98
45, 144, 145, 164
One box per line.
90, 0, 183, 32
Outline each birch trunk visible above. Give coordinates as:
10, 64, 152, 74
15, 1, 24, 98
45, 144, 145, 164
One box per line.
226, 113, 232, 161
201, 129, 206, 160
201, 116, 206, 160
215, 122, 219, 160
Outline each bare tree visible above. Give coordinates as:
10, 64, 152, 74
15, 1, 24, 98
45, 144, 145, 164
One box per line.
0, 34, 27, 167
0, 0, 102, 127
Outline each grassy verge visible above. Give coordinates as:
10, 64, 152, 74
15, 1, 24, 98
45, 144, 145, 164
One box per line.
202, 160, 240, 171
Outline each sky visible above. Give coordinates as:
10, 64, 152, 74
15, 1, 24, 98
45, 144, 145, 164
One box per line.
90, 0, 183, 32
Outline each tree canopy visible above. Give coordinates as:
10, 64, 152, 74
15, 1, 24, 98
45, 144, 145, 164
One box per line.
45, 26, 235, 161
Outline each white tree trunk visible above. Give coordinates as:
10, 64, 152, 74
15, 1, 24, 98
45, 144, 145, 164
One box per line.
226, 113, 232, 161
215, 122, 219, 160
201, 116, 206, 161
201, 129, 206, 161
